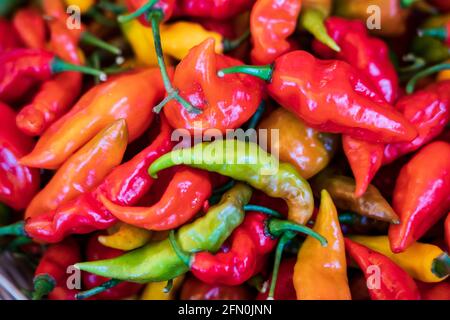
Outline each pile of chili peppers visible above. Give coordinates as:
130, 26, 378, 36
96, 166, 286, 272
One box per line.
0, 0, 449, 301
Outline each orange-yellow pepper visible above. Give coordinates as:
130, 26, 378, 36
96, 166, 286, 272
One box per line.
437, 59, 450, 81
64, 0, 96, 13
140, 276, 185, 300
25, 119, 128, 219
98, 222, 152, 251
294, 190, 351, 300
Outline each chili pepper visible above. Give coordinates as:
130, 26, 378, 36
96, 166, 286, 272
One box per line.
81, 235, 143, 300
198, 18, 237, 39
350, 235, 450, 282
294, 190, 351, 300
31, 238, 81, 300
25, 120, 128, 219
218, 50, 417, 144
20, 68, 167, 170
427, 0, 450, 12
12, 8, 46, 50
417, 281, 450, 300
437, 59, 450, 81
256, 257, 296, 300
334, 0, 410, 37
180, 276, 254, 300
389, 141, 450, 252
311, 172, 399, 223
161, 39, 264, 133
0, 18, 22, 53
98, 222, 152, 251
0, 49, 105, 104
250, 0, 302, 65
445, 213, 450, 250
345, 238, 421, 300
170, 210, 326, 286
411, 36, 450, 64
149, 139, 314, 225
47, 287, 78, 300
175, 0, 254, 20
338, 212, 389, 235
74, 184, 253, 282
140, 275, 184, 300
419, 21, 450, 47
99, 167, 212, 231
0, 102, 40, 211
258, 107, 337, 179
65, 0, 96, 13
120, 0, 175, 26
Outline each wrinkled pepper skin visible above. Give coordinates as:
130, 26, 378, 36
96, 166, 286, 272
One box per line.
180, 276, 254, 300
175, 0, 254, 20
75, 184, 252, 282
0, 18, 22, 53
345, 239, 421, 300
149, 139, 314, 225
256, 257, 297, 300
389, 141, 450, 253
258, 108, 337, 179
294, 190, 351, 300
0, 102, 40, 210
98, 222, 152, 251
82, 235, 143, 299
25, 120, 128, 219
164, 39, 263, 133
250, 0, 302, 65
99, 167, 212, 231
12, 8, 46, 50
21, 68, 168, 169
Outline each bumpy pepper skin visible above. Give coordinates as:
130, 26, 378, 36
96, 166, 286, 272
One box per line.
140, 275, 184, 300
12, 8, 46, 50
149, 139, 314, 225
99, 167, 212, 231
258, 108, 337, 179
256, 257, 297, 300
0, 18, 22, 53
21, 68, 168, 169
345, 239, 421, 300
180, 276, 254, 300
250, 0, 302, 65
164, 39, 263, 133
0, 102, 40, 210
98, 222, 152, 251
389, 141, 450, 253
25, 120, 128, 219
350, 235, 449, 283
294, 190, 351, 300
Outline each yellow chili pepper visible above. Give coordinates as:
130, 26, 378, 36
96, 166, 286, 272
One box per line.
140, 276, 185, 300
98, 222, 152, 251
350, 235, 450, 283
437, 59, 450, 81
294, 190, 351, 300
64, 0, 95, 13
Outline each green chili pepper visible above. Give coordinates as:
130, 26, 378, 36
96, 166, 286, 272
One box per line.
75, 184, 252, 283
411, 36, 450, 64
298, 8, 340, 52
148, 139, 314, 225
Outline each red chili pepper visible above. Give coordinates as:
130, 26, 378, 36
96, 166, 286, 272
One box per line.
417, 281, 450, 300
256, 257, 297, 300
42, 0, 67, 21
12, 8, 47, 50
47, 287, 79, 300
250, 0, 302, 65
389, 141, 450, 253
175, 0, 254, 20
162, 39, 263, 133
427, 0, 450, 12
0, 18, 22, 53
124, 0, 175, 26
0, 102, 40, 210
32, 238, 81, 300
197, 19, 237, 39
82, 235, 142, 299
345, 238, 421, 300
445, 213, 450, 251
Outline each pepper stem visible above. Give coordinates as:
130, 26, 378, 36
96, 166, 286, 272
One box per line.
163, 278, 173, 293
246, 101, 266, 130
222, 30, 250, 52
406, 63, 450, 93
117, 0, 158, 23
432, 253, 450, 278
398, 54, 426, 73
212, 180, 236, 195
80, 31, 122, 56
243, 204, 283, 218
168, 230, 192, 267
338, 212, 357, 225
31, 274, 56, 300
217, 64, 273, 81
0, 221, 27, 237
267, 231, 296, 300
51, 57, 107, 81
418, 27, 447, 41
267, 219, 327, 247
299, 8, 340, 52
75, 279, 122, 300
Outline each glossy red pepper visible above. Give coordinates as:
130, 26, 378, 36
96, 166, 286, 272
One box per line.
12, 8, 47, 50
389, 141, 450, 253
47, 287, 79, 300
163, 38, 264, 133
417, 281, 450, 300
250, 0, 302, 65
345, 238, 421, 300
0, 18, 22, 53
0, 102, 40, 210
180, 276, 254, 300
124, 0, 175, 26
256, 257, 297, 300
175, 0, 254, 20
82, 235, 142, 299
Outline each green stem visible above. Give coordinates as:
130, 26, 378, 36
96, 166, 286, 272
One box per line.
246, 101, 265, 130
6, 236, 32, 251
267, 231, 295, 300
218, 64, 273, 81
398, 54, 426, 73
299, 8, 340, 52
75, 279, 122, 300
338, 212, 357, 225
80, 31, 122, 55
163, 279, 173, 293
152, 91, 177, 113
406, 63, 450, 93
222, 30, 250, 52
418, 27, 448, 41
267, 219, 327, 247
32, 274, 56, 300
168, 230, 192, 267
212, 180, 236, 195
51, 57, 107, 81
432, 253, 450, 278
400, 0, 419, 8
117, 0, 158, 23
0, 221, 26, 237
243, 205, 283, 218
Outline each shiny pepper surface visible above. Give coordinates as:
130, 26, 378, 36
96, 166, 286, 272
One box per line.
98, 222, 152, 251
125, 0, 175, 26
176, 0, 254, 20
12, 8, 46, 50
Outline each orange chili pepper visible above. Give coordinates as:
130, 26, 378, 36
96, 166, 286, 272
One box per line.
12, 8, 47, 49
